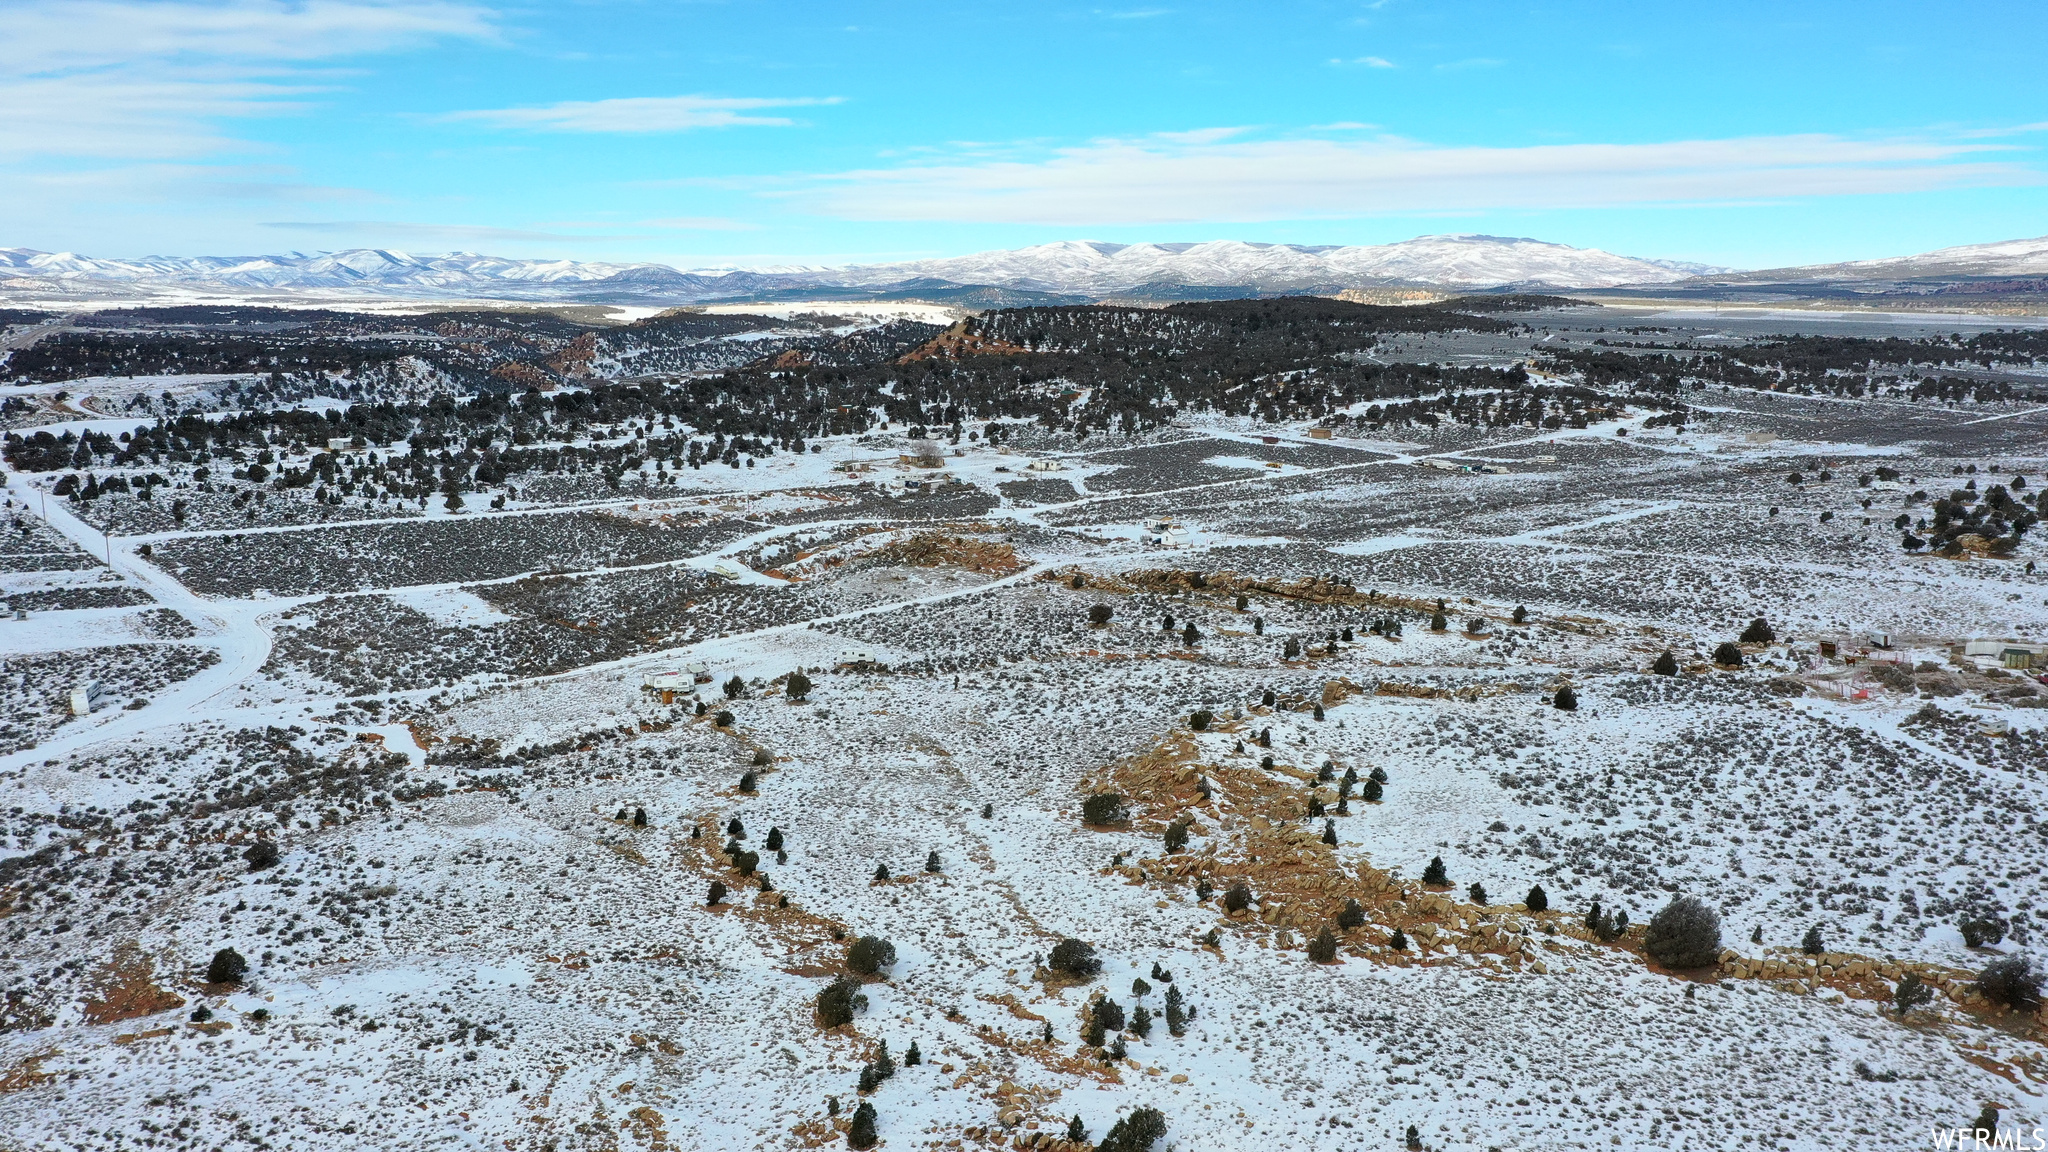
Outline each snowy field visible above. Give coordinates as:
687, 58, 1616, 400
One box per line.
0, 310, 2045, 1151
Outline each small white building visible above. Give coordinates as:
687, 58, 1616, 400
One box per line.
838, 647, 881, 665
1025, 459, 1065, 473
641, 670, 693, 704
685, 660, 712, 683
70, 680, 104, 717
707, 559, 746, 581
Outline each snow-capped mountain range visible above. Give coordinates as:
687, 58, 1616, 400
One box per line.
4, 232, 2043, 307
0, 234, 1724, 305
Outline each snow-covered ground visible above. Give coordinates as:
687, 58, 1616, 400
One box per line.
0, 369, 2045, 1151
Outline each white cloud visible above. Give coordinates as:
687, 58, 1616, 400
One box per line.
0, 1, 497, 161
797, 130, 2041, 226
445, 94, 844, 133
1330, 56, 1396, 68
0, 0, 495, 74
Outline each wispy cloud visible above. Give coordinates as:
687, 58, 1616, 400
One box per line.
793, 129, 2042, 226
1329, 56, 1396, 68
260, 220, 642, 243
445, 94, 844, 133
0, 1, 497, 161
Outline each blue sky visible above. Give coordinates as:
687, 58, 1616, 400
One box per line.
5, 0, 2046, 270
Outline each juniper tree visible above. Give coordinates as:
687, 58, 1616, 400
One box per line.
1430, 611, 1447, 631
1082, 793, 1128, 826
980, 802, 993, 818
1322, 820, 1338, 846
787, 671, 812, 701
1644, 895, 1722, 969
1070, 573, 1085, 589
1048, 938, 1102, 978
1893, 971, 1934, 1017
752, 748, 772, 767
1041, 1020, 1055, 1043
715, 709, 734, 727
1713, 642, 1744, 666
1261, 690, 1275, 707
707, 881, 726, 905
1162, 614, 1174, 631
1105, 1106, 1171, 1147
1512, 605, 1528, 624
1363, 778, 1383, 802
1651, 650, 1679, 676
1108, 1034, 1128, 1061
1068, 1116, 1088, 1143
1162, 818, 1191, 853
1163, 984, 1188, 1035
1586, 899, 1604, 931
1525, 884, 1548, 913
1259, 728, 1272, 747
847, 1102, 878, 1150
734, 851, 760, 876
724, 675, 746, 699
1308, 926, 1339, 963
1283, 637, 1301, 659
1752, 924, 1763, 945
1313, 704, 1325, 720
847, 935, 896, 975
1088, 603, 1113, 626
1235, 593, 1248, 611
1254, 617, 1264, 635
817, 973, 867, 1026
1083, 1013, 1107, 1048
1223, 882, 1253, 913
633, 806, 648, 827
873, 1039, 894, 1079
1182, 622, 1199, 645
1423, 856, 1449, 886
759, 874, 773, 892
1802, 925, 1825, 955
904, 1040, 920, 1066
1406, 1124, 1423, 1151
728, 817, 745, 838
1740, 618, 1776, 644
1151, 962, 1171, 982
243, 840, 279, 870
1093, 998, 1126, 1033
1370, 765, 1388, 784
1389, 927, 1408, 951
1194, 877, 1214, 901
206, 948, 248, 985
765, 827, 784, 851
872, 863, 890, 883
1977, 955, 2043, 1011
1339, 898, 1367, 930
1189, 709, 1213, 731
1468, 882, 1488, 905
924, 850, 941, 873
738, 770, 757, 793
1341, 626, 1354, 641
1307, 796, 1326, 818
1553, 685, 1577, 711
617, 807, 628, 821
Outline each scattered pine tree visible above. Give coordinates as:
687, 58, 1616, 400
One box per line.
1389, 927, 1408, 951
847, 936, 897, 975
1363, 778, 1383, 802
925, 850, 941, 873
1321, 819, 1337, 846
872, 863, 890, 883
1308, 926, 1339, 963
765, 827, 784, 851
1893, 972, 1934, 1017
847, 1102, 878, 1150
1512, 605, 1528, 624
787, 671, 812, 701
1651, 650, 1679, 676
738, 770, 757, 793
1525, 884, 1548, 913
243, 841, 279, 870
205, 948, 248, 985
1338, 898, 1366, 930
1553, 685, 1577, 710
1096, 1107, 1167, 1152
1163, 818, 1191, 852
1422, 856, 1449, 886
1164, 985, 1188, 1035
1223, 882, 1253, 914
1713, 641, 1744, 667
1644, 895, 1722, 969
1740, 617, 1776, 644
1467, 882, 1488, 905
1802, 925, 1825, 955
707, 881, 727, 906
1048, 938, 1102, 978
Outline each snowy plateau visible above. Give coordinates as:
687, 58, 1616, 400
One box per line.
0, 293, 2044, 1152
